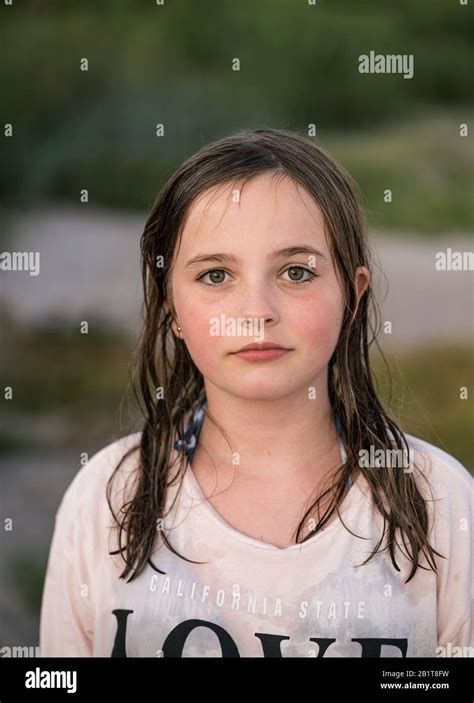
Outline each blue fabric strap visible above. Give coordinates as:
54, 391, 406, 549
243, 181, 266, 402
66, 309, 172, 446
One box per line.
175, 400, 352, 487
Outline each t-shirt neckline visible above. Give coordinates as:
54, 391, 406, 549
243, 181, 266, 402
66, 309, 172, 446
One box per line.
182, 438, 366, 553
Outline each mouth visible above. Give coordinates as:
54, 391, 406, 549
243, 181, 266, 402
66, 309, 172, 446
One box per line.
232, 342, 289, 353
230, 343, 292, 363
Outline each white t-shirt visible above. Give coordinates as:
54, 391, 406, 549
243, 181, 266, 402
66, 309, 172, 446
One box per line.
39, 429, 473, 658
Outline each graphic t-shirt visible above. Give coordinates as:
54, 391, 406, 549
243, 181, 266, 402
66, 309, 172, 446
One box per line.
39, 422, 473, 658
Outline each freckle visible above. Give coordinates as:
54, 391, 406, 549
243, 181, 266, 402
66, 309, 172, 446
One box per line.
453, 573, 460, 582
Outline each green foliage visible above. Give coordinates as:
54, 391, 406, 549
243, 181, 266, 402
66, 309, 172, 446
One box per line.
373, 344, 474, 472
0, 310, 138, 450
0, 1, 472, 230
326, 110, 474, 232
0, 315, 132, 414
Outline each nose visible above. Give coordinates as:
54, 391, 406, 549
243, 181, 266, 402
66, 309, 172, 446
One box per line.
237, 280, 279, 328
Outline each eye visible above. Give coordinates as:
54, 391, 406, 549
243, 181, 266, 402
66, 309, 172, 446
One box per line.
281, 266, 317, 286
196, 265, 318, 287
196, 268, 230, 286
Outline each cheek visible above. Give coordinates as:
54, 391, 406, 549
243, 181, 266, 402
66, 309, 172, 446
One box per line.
291, 288, 344, 357
177, 301, 221, 368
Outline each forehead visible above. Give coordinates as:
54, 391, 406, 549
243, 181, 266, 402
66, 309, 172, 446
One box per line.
175, 173, 328, 256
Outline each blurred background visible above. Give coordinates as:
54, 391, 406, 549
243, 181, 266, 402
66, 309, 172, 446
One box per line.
0, 0, 472, 652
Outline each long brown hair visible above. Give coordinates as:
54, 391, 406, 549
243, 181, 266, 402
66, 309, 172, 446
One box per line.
107, 128, 442, 584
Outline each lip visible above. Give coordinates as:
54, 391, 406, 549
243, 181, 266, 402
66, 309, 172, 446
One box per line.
232, 342, 289, 353
230, 343, 292, 363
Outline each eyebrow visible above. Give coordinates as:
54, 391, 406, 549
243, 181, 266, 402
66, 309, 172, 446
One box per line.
185, 245, 328, 268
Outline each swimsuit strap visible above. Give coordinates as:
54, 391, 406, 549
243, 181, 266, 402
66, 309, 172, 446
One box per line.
174, 401, 207, 462
175, 400, 352, 487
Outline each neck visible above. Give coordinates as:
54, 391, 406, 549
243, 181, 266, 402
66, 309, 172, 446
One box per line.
194, 381, 340, 483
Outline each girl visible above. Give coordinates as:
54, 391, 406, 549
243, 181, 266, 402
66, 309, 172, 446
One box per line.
39, 128, 472, 658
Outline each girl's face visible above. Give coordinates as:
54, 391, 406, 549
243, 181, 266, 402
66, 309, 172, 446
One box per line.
167, 173, 369, 401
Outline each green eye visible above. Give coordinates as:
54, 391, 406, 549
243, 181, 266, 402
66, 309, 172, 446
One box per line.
196, 266, 317, 287
197, 269, 230, 286
282, 266, 317, 285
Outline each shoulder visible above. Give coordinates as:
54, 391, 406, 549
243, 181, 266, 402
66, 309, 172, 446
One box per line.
401, 432, 472, 532
401, 436, 473, 646
403, 432, 472, 495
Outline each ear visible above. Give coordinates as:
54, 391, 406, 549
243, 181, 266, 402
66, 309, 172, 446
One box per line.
163, 300, 180, 338
351, 266, 371, 322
